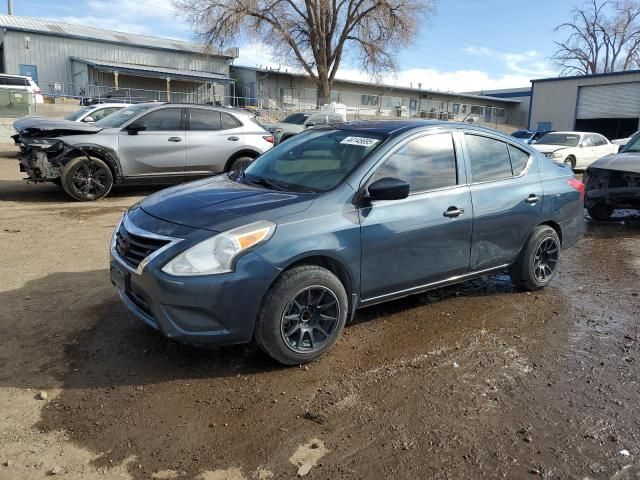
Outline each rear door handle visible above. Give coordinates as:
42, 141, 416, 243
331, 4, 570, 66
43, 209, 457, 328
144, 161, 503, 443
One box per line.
227, 136, 240, 141
443, 206, 464, 218
525, 194, 539, 204
168, 137, 182, 142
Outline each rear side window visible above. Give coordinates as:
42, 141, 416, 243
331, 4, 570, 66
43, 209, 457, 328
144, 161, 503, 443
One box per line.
508, 145, 530, 176
465, 134, 512, 183
221, 112, 241, 129
0, 76, 28, 87
372, 133, 457, 193
329, 115, 343, 123
139, 108, 182, 131
593, 134, 608, 146
191, 109, 221, 130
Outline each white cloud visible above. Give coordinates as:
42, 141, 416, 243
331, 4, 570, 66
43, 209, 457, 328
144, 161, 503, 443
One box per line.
462, 46, 554, 78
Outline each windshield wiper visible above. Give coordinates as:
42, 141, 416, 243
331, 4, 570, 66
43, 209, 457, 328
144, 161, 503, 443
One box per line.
246, 175, 290, 192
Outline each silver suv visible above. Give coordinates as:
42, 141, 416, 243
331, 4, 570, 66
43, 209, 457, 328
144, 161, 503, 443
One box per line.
262, 112, 345, 144
14, 103, 274, 201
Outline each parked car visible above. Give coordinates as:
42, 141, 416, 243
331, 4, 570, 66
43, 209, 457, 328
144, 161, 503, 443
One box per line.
110, 120, 584, 365
584, 131, 640, 220
0, 73, 43, 103
611, 131, 639, 147
13, 103, 274, 201
81, 88, 157, 106
511, 129, 552, 144
531, 131, 617, 170
63, 103, 126, 123
262, 112, 344, 144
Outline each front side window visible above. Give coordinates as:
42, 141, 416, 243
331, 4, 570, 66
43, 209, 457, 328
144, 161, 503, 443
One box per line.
242, 129, 387, 192
65, 106, 94, 121
371, 133, 457, 194
465, 134, 512, 183
138, 108, 182, 131
92, 107, 120, 121
581, 135, 594, 147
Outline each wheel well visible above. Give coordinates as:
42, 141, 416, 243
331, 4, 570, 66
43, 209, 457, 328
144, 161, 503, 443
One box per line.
274, 255, 355, 319
65, 147, 121, 181
540, 220, 563, 245
224, 150, 260, 172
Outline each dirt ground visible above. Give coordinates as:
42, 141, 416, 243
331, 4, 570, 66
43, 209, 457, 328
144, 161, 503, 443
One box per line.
1, 149, 639, 480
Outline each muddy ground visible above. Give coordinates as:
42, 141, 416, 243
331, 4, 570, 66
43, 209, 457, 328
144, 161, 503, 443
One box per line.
0, 150, 639, 480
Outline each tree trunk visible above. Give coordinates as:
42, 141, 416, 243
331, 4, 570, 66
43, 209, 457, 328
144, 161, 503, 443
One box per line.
316, 76, 332, 107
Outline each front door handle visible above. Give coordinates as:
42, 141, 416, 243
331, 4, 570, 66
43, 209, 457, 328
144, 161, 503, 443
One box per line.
227, 136, 240, 141
168, 137, 183, 142
443, 206, 464, 218
525, 194, 539, 204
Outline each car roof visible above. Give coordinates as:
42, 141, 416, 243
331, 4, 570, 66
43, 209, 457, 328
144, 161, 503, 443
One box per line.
324, 119, 513, 137
88, 103, 129, 108
0, 73, 32, 79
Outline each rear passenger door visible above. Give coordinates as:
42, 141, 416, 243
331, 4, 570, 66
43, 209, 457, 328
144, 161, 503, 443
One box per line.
185, 108, 245, 174
359, 132, 473, 300
462, 132, 542, 271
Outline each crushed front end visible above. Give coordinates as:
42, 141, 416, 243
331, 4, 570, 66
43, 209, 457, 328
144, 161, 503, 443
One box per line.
15, 137, 84, 182
585, 167, 640, 210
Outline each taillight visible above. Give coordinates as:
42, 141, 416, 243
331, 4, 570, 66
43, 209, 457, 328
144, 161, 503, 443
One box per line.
568, 177, 585, 200
33, 87, 41, 94
262, 135, 274, 144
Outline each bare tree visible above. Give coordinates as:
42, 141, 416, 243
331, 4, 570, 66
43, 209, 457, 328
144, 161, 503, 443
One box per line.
553, 0, 640, 75
175, 0, 434, 102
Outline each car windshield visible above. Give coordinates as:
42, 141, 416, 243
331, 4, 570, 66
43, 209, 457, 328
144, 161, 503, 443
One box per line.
621, 132, 640, 152
241, 129, 387, 192
64, 106, 94, 121
511, 131, 532, 139
536, 133, 580, 147
95, 104, 154, 128
282, 113, 310, 125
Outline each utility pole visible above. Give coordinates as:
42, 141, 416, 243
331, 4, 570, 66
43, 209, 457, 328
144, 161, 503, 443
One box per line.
8, 0, 13, 15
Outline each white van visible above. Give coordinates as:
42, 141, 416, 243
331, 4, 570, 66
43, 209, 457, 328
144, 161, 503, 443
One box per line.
0, 74, 44, 103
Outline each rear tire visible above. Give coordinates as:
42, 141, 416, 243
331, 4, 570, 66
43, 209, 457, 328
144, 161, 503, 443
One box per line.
587, 203, 614, 221
510, 225, 561, 291
228, 156, 254, 172
61, 156, 113, 201
254, 265, 348, 365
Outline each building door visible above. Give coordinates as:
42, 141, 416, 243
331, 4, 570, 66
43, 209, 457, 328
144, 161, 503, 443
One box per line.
19, 64, 38, 82
576, 82, 640, 138
409, 98, 418, 117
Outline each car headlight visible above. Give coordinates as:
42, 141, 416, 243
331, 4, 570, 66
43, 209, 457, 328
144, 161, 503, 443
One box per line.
161, 220, 276, 276
551, 151, 564, 158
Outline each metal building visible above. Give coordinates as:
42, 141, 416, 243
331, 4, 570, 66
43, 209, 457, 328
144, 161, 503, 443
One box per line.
0, 15, 236, 103
529, 70, 640, 139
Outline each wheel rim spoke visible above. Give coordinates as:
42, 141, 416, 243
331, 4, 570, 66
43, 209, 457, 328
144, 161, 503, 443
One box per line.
533, 237, 559, 282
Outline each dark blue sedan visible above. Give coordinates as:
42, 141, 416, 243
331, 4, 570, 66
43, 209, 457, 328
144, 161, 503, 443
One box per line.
110, 121, 584, 364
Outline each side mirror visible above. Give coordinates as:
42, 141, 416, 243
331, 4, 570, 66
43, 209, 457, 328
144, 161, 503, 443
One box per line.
82, 116, 94, 123
305, 121, 316, 128
368, 177, 410, 201
126, 122, 146, 135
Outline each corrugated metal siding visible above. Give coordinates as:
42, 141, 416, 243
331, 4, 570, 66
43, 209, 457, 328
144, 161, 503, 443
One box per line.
530, 71, 640, 130
576, 82, 640, 119
2, 31, 229, 89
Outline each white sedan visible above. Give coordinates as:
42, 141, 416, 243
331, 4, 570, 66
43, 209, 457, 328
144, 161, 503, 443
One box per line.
531, 131, 618, 170
63, 103, 126, 123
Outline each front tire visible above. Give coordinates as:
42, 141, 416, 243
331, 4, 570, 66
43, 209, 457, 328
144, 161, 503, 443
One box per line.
254, 265, 348, 365
587, 203, 614, 221
510, 225, 561, 291
61, 156, 113, 201
564, 156, 576, 171
228, 156, 254, 172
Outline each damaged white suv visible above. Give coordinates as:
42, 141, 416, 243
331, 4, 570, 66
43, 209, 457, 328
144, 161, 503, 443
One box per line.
13, 103, 274, 201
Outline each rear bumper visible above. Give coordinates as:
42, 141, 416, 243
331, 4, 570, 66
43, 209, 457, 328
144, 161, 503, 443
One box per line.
110, 249, 281, 346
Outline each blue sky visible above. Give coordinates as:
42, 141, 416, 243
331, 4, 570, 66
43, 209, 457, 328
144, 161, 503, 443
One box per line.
8, 0, 578, 90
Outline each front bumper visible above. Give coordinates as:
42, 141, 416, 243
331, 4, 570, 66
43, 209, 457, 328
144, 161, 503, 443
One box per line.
110, 222, 281, 346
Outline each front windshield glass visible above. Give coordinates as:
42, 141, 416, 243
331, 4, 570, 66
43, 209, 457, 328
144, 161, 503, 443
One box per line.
241, 129, 387, 192
95, 104, 154, 128
64, 106, 94, 121
282, 113, 310, 125
511, 131, 532, 139
536, 133, 580, 147
621, 132, 640, 152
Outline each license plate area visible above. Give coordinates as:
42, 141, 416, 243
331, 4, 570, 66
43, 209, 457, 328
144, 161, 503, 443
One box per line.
110, 262, 130, 292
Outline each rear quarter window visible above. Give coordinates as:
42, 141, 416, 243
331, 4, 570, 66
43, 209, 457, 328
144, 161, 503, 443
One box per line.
508, 145, 531, 175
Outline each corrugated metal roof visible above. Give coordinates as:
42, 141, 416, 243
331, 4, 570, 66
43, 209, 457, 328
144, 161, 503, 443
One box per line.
0, 15, 229, 57
72, 57, 232, 82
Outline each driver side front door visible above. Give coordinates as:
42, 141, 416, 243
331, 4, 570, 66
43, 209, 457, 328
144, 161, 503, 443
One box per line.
118, 107, 186, 177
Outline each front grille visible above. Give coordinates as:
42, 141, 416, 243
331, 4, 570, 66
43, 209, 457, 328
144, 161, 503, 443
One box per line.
114, 222, 170, 270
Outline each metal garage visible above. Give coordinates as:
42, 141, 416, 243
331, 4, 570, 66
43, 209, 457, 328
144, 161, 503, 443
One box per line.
575, 82, 640, 138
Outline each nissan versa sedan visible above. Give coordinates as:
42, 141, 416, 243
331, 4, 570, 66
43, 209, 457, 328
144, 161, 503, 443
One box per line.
110, 121, 584, 364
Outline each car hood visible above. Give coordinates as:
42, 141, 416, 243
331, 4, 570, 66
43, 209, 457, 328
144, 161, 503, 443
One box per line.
140, 175, 315, 232
531, 144, 572, 154
589, 152, 640, 173
261, 122, 302, 132
13, 116, 102, 137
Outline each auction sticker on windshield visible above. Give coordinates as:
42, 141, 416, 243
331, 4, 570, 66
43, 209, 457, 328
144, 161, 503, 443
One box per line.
340, 136, 380, 147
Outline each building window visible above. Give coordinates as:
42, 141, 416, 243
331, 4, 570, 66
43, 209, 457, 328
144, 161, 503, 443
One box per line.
452, 104, 460, 115
385, 96, 403, 108
361, 95, 379, 107
470, 105, 483, 115
461, 104, 468, 114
